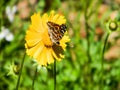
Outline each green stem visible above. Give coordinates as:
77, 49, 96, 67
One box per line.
84, 1, 92, 89
32, 66, 38, 90
85, 0, 91, 62
16, 53, 26, 90
54, 60, 56, 90
101, 33, 109, 89
85, 21, 91, 62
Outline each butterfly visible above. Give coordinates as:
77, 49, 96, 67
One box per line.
47, 21, 67, 45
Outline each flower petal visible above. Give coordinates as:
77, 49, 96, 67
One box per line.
25, 30, 43, 47
46, 49, 54, 64
31, 13, 44, 32
37, 47, 47, 66
26, 41, 44, 58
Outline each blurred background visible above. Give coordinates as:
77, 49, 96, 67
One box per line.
0, 0, 120, 90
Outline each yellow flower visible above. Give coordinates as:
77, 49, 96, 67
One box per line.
25, 10, 70, 66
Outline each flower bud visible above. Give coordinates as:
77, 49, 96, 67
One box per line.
109, 21, 118, 31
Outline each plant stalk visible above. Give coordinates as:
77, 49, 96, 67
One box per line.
101, 33, 109, 89
54, 60, 56, 90
32, 66, 38, 90
16, 53, 26, 90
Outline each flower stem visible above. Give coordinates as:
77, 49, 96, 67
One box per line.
85, 0, 91, 63
32, 66, 38, 90
54, 60, 56, 90
84, 1, 92, 88
101, 33, 109, 89
16, 53, 26, 90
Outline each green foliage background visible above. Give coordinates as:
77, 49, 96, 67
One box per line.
0, 0, 120, 90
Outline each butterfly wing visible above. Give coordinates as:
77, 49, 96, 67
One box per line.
47, 21, 67, 45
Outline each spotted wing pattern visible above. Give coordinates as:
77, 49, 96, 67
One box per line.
47, 21, 67, 45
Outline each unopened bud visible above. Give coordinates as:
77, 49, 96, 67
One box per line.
109, 21, 118, 31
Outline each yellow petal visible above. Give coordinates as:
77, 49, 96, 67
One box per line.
25, 30, 43, 47
53, 14, 59, 22
37, 47, 47, 66
56, 15, 66, 24
46, 49, 54, 64
31, 13, 44, 32
26, 41, 44, 58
